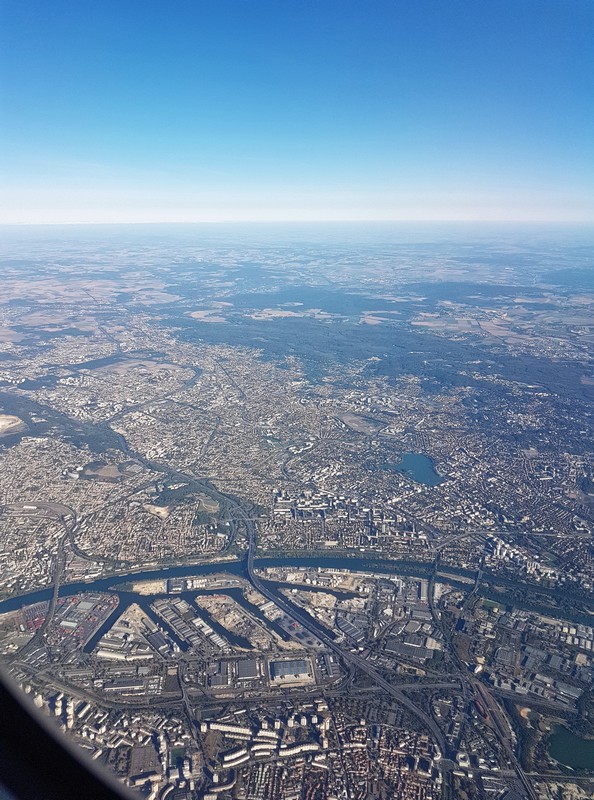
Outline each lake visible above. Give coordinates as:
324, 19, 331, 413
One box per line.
386, 452, 443, 486
548, 726, 594, 771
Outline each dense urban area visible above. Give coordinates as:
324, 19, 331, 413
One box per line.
0, 225, 593, 800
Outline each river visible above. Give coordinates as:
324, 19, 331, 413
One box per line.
0, 554, 592, 629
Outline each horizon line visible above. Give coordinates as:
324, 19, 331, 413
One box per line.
2, 218, 594, 227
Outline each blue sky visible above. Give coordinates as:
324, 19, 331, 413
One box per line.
1, 0, 593, 223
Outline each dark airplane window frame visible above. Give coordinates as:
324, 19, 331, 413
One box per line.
0, 666, 137, 800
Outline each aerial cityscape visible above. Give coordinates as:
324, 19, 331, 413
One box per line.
0, 223, 593, 799
2, 0, 594, 798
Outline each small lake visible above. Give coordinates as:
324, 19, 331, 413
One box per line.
548, 726, 594, 771
386, 453, 442, 486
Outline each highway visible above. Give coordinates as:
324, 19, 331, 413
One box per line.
243, 517, 449, 758
2, 503, 77, 646
428, 559, 538, 800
